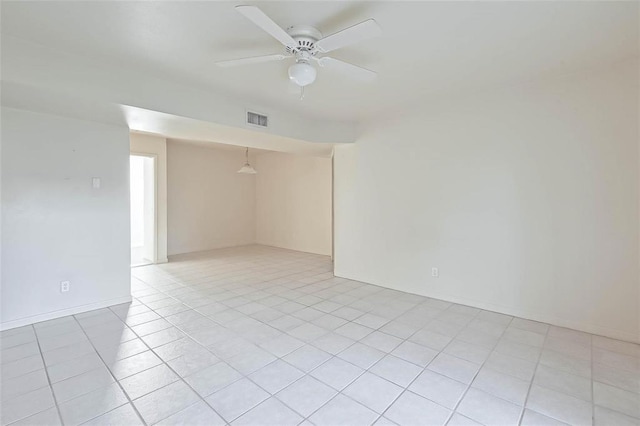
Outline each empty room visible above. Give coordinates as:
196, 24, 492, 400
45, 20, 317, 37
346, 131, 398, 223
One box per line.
0, 1, 638, 426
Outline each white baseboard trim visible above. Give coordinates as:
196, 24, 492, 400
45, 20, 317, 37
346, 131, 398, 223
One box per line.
256, 242, 332, 257
168, 242, 258, 259
334, 269, 640, 344
0, 296, 133, 331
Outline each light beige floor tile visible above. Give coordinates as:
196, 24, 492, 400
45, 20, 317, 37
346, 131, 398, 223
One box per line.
594, 381, 640, 419
283, 345, 332, 372
534, 364, 592, 401
248, 359, 304, 394
206, 378, 269, 422
343, 372, 403, 413
385, 391, 451, 426
233, 397, 303, 426
520, 409, 569, 426
457, 388, 522, 426
82, 403, 144, 426
133, 380, 200, 425
594, 406, 640, 426
472, 367, 530, 405
409, 369, 467, 409
183, 361, 242, 397
0, 387, 56, 425
428, 353, 481, 384
370, 354, 422, 387
58, 383, 128, 426
119, 363, 179, 399
10, 407, 61, 426
276, 375, 337, 417
527, 385, 593, 425
308, 394, 378, 426
6, 247, 640, 426
156, 400, 226, 426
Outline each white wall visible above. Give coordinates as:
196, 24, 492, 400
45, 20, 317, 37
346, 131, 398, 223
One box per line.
167, 142, 256, 255
1, 108, 131, 329
255, 152, 332, 256
334, 60, 639, 342
130, 133, 168, 262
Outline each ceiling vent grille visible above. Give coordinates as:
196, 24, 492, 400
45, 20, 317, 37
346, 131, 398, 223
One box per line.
247, 111, 268, 127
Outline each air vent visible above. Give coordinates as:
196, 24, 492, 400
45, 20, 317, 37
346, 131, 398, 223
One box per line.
247, 111, 268, 127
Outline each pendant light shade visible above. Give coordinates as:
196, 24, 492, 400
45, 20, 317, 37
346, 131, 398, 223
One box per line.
237, 147, 257, 174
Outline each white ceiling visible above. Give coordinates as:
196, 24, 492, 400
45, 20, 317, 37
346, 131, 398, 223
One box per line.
1, 1, 638, 123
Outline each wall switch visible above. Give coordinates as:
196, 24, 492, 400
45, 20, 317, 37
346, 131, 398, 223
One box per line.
60, 281, 70, 293
92, 177, 101, 189
431, 267, 439, 278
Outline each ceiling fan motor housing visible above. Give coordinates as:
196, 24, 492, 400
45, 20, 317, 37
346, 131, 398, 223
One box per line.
285, 25, 323, 54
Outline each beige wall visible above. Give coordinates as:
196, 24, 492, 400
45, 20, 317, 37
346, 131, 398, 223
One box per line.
130, 133, 168, 262
167, 141, 256, 255
256, 152, 332, 256
334, 60, 639, 342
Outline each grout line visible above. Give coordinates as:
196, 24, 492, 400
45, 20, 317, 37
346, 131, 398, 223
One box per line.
6, 248, 637, 426
131, 285, 365, 423
469, 320, 517, 406
131, 260, 439, 423
517, 324, 551, 425
71, 314, 149, 426
29, 325, 65, 426
134, 258, 540, 425
107, 306, 234, 424
124, 294, 322, 423
377, 310, 507, 425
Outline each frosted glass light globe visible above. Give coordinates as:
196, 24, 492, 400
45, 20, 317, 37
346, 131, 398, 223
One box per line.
288, 62, 317, 87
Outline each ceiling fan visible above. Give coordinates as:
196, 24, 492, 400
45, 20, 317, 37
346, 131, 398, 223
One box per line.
216, 5, 381, 92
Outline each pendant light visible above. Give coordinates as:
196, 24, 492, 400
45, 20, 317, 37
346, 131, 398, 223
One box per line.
237, 147, 257, 174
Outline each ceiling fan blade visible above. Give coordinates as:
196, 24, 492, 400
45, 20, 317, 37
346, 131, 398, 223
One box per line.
317, 57, 377, 81
315, 19, 381, 53
216, 54, 288, 68
235, 6, 297, 49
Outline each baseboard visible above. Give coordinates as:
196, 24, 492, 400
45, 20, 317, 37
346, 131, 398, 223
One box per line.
168, 242, 257, 259
334, 269, 640, 344
256, 242, 332, 257
0, 296, 133, 331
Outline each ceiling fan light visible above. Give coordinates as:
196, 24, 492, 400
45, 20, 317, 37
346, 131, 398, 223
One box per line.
288, 61, 317, 87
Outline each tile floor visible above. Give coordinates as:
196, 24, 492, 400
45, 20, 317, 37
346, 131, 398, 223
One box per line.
131, 246, 152, 268
1, 245, 639, 426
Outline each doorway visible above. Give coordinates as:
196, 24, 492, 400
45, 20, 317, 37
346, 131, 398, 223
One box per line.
130, 154, 157, 267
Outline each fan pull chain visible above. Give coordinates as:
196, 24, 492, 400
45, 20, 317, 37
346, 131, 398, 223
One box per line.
300, 86, 305, 100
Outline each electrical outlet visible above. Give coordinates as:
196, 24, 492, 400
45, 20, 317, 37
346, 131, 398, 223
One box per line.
431, 268, 439, 278
60, 281, 70, 293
